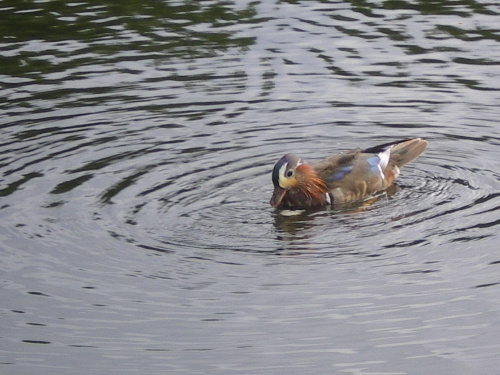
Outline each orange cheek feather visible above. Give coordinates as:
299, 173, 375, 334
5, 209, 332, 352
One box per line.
296, 165, 326, 189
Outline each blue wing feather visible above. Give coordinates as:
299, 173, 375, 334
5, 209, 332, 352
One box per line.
326, 165, 354, 182
366, 155, 381, 173
322, 148, 390, 183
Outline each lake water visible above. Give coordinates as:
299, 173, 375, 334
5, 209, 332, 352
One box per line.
1, 1, 499, 374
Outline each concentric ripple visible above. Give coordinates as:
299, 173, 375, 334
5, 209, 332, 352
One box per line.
2, 0, 500, 373
98, 145, 276, 254
76, 132, 499, 259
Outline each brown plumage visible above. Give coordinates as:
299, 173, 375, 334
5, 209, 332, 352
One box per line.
270, 138, 427, 208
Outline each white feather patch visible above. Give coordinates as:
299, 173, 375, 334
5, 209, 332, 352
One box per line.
378, 147, 391, 170
324, 193, 331, 205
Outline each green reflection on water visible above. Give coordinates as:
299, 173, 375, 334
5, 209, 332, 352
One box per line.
0, 0, 257, 77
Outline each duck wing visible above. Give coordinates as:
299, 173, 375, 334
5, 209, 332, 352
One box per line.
313, 138, 427, 203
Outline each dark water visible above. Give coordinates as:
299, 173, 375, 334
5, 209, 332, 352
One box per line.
1, 1, 499, 374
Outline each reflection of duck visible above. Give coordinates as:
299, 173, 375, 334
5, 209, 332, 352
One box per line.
272, 209, 318, 237
270, 138, 427, 209
272, 185, 400, 238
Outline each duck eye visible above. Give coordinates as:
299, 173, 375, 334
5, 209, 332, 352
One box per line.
286, 170, 294, 177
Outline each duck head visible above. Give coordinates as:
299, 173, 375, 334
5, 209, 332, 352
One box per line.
270, 154, 329, 208
270, 154, 301, 207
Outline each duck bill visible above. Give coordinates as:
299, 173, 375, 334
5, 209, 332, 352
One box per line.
270, 186, 287, 208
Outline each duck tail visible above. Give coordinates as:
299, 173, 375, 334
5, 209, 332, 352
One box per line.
388, 138, 427, 168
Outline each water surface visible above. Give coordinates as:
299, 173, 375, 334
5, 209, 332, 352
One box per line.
1, 1, 499, 374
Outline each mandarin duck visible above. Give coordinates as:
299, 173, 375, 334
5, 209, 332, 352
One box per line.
270, 138, 427, 208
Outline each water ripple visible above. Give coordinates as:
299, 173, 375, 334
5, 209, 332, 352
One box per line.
1, 1, 500, 372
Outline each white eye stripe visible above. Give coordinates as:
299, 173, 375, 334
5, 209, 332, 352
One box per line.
278, 158, 301, 188
281, 160, 301, 177
278, 163, 288, 180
